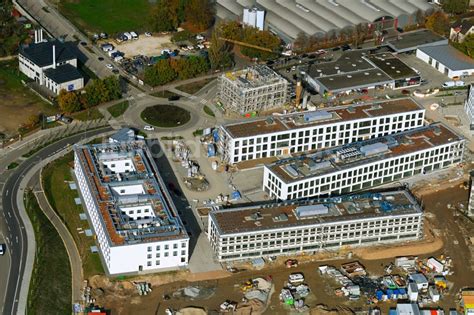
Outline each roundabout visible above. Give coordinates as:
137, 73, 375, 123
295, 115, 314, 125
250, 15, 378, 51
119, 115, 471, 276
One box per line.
141, 104, 191, 128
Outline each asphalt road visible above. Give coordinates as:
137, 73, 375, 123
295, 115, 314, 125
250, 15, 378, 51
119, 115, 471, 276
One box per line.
0, 127, 111, 315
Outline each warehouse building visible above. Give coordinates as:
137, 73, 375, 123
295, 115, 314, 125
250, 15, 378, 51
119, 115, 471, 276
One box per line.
208, 189, 423, 262
218, 98, 425, 164
416, 44, 474, 78
19, 38, 84, 95
386, 29, 448, 53
74, 141, 189, 275
217, 65, 289, 115
216, 0, 433, 41
263, 123, 464, 200
301, 51, 420, 95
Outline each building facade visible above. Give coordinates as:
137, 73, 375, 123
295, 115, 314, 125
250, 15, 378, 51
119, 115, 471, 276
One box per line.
208, 190, 423, 262
416, 45, 474, 78
19, 39, 84, 95
217, 65, 288, 115
218, 98, 425, 164
74, 141, 189, 275
263, 123, 464, 200
464, 84, 474, 130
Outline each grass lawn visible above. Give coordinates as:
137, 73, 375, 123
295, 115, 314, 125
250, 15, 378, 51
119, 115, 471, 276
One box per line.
203, 105, 215, 117
59, 0, 153, 34
176, 78, 215, 95
25, 190, 71, 314
0, 60, 58, 136
151, 90, 180, 99
141, 105, 191, 128
72, 108, 104, 121
42, 153, 104, 278
107, 101, 129, 118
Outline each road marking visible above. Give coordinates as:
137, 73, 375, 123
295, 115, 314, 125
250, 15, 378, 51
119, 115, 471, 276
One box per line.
5, 190, 8, 196
7, 212, 11, 218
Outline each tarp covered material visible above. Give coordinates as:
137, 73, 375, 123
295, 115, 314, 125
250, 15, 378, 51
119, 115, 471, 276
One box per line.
183, 287, 201, 298
231, 190, 242, 200
176, 307, 207, 315
254, 277, 272, 291
244, 289, 268, 303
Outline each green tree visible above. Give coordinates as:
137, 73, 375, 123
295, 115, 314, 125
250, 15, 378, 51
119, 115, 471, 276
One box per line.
219, 20, 242, 40
149, 2, 174, 32
425, 11, 450, 35
184, 0, 213, 32
208, 26, 233, 69
442, 0, 469, 15
144, 60, 177, 86
453, 33, 474, 57
57, 90, 81, 113
241, 26, 281, 60
103, 76, 122, 100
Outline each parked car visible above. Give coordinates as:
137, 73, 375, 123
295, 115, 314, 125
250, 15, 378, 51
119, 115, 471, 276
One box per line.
60, 116, 73, 124
106, 64, 114, 70
0, 244, 5, 256
144, 125, 155, 131
168, 95, 180, 101
98, 56, 104, 61
145, 32, 152, 37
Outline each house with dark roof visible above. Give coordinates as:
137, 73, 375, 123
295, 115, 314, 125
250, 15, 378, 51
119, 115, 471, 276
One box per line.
450, 20, 474, 43
416, 44, 474, 78
19, 39, 84, 95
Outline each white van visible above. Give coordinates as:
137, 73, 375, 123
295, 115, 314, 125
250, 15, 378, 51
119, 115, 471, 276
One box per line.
443, 80, 465, 88
288, 273, 305, 284
130, 31, 139, 39
123, 32, 132, 41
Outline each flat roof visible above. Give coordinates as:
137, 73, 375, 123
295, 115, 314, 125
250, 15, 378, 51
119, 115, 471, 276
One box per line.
366, 53, 419, 80
317, 68, 393, 92
221, 65, 287, 90
267, 123, 462, 184
386, 29, 448, 53
418, 44, 474, 71
222, 98, 423, 138
305, 50, 375, 77
44, 64, 83, 84
74, 141, 188, 246
210, 189, 422, 235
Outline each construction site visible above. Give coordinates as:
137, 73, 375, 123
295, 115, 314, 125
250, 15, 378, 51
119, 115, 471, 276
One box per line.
217, 65, 289, 115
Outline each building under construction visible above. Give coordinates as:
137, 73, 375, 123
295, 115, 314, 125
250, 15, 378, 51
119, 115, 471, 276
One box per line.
218, 65, 289, 115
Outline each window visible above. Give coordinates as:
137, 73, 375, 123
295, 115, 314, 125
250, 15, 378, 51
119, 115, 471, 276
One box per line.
147, 261, 152, 266
181, 243, 186, 248
156, 260, 160, 266
156, 253, 160, 258
147, 246, 152, 252
173, 251, 178, 256
164, 252, 169, 257
173, 243, 178, 249
147, 254, 152, 259
165, 245, 169, 250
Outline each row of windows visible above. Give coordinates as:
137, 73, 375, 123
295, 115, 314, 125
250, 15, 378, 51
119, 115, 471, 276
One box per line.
146, 256, 186, 266
147, 243, 186, 252
219, 226, 420, 253
219, 216, 420, 244
146, 250, 186, 259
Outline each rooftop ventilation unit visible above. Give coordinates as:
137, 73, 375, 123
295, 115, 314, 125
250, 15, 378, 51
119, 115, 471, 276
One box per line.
304, 111, 332, 123
360, 142, 388, 156
295, 204, 328, 218
273, 213, 289, 222
433, 126, 442, 136
347, 106, 355, 113
284, 164, 299, 177
266, 117, 275, 125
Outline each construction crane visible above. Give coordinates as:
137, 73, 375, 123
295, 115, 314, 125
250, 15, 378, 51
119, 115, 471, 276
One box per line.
219, 37, 274, 53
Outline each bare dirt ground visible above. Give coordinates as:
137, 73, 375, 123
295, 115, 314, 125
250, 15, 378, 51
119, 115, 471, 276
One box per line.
111, 35, 178, 57
91, 171, 474, 314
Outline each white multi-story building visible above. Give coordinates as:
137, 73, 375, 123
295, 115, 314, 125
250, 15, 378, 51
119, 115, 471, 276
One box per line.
208, 189, 423, 262
19, 39, 84, 95
263, 123, 464, 200
74, 141, 189, 275
218, 98, 425, 164
217, 65, 288, 115
464, 84, 474, 130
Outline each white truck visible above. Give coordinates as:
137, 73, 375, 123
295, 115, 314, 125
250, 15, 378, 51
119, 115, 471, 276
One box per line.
442, 80, 465, 88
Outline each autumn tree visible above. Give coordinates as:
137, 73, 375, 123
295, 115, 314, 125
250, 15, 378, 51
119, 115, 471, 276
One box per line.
149, 1, 175, 32
27, 114, 40, 127
144, 59, 177, 86
442, 0, 469, 15
57, 89, 81, 113
219, 20, 242, 40
425, 11, 450, 35
208, 25, 233, 69
241, 26, 281, 60
184, 0, 213, 32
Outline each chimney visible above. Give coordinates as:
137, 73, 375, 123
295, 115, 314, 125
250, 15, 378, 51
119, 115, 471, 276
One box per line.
34, 29, 39, 44
52, 45, 56, 69
39, 29, 43, 42
295, 80, 303, 107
